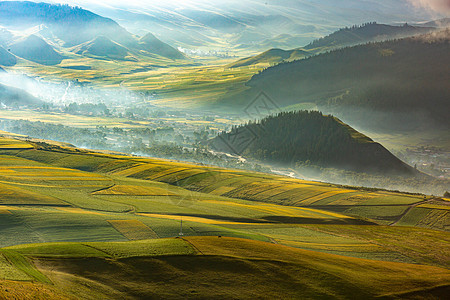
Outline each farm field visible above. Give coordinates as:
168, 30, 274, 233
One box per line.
5, 55, 259, 108
0, 134, 449, 298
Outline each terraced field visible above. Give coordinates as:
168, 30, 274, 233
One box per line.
0, 134, 448, 298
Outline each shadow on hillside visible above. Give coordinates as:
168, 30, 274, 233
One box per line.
154, 213, 374, 225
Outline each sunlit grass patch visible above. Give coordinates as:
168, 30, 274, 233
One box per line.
417, 204, 450, 210
0, 138, 33, 150
0, 182, 66, 205
55, 207, 106, 216
111, 163, 154, 177
108, 220, 159, 240
138, 213, 266, 225
86, 238, 195, 258
93, 185, 176, 196
4, 243, 110, 259
299, 190, 357, 205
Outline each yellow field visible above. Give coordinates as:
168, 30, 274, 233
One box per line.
93, 185, 176, 196
0, 138, 33, 149
55, 207, 105, 216
417, 204, 450, 210
277, 239, 385, 252
295, 189, 354, 205
138, 213, 266, 225
111, 163, 154, 177
209, 186, 236, 195
0, 182, 64, 205
108, 220, 158, 240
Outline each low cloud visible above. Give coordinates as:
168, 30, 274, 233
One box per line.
407, 0, 450, 15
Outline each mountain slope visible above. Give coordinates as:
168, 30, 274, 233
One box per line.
9, 35, 62, 65
209, 111, 418, 176
229, 48, 309, 68
72, 36, 131, 61
0, 1, 134, 47
222, 30, 450, 132
0, 28, 13, 46
229, 22, 436, 68
0, 83, 43, 107
138, 33, 185, 60
304, 22, 435, 51
0, 46, 16, 66
0, 2, 186, 61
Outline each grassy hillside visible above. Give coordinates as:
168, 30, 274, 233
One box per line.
9, 35, 62, 66
209, 111, 418, 176
0, 133, 448, 297
228, 48, 309, 68
1, 237, 449, 299
221, 30, 450, 133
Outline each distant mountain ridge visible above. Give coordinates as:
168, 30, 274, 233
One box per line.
0, 1, 185, 61
209, 111, 419, 176
228, 22, 437, 68
0, 1, 132, 46
304, 22, 435, 50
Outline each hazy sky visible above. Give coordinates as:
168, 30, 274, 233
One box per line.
3, 0, 449, 17
7, 0, 449, 14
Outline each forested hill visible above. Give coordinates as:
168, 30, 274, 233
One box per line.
304, 22, 435, 50
224, 30, 450, 132
209, 111, 418, 176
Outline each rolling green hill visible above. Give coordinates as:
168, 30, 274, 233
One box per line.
9, 35, 62, 66
209, 111, 418, 176
0, 46, 16, 66
221, 30, 450, 133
